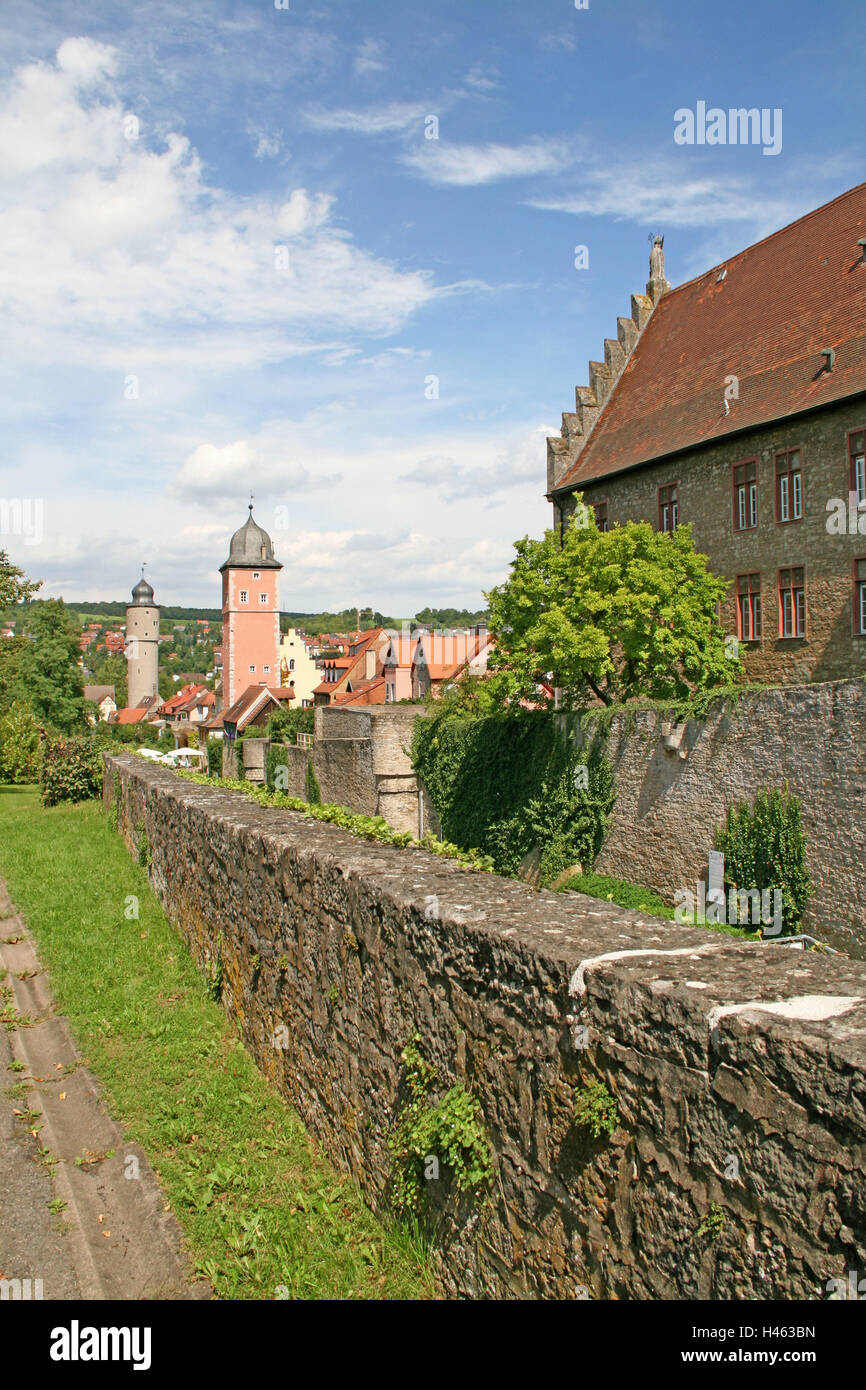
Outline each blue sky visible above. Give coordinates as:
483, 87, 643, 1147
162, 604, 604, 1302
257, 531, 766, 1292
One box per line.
0, 0, 861, 613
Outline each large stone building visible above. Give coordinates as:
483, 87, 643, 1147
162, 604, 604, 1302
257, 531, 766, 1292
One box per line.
125, 571, 160, 708
546, 183, 866, 684
220, 505, 282, 708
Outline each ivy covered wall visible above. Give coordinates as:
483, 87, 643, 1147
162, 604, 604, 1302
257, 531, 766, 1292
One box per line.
410, 711, 614, 885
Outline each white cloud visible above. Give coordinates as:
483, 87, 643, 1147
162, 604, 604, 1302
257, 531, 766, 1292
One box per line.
303, 99, 430, 134
0, 43, 438, 370
403, 138, 573, 186
463, 65, 500, 92
354, 39, 388, 76
172, 440, 342, 504
526, 154, 850, 237
399, 426, 554, 500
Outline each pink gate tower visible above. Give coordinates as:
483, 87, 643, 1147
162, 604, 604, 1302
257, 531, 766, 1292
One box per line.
220, 503, 283, 709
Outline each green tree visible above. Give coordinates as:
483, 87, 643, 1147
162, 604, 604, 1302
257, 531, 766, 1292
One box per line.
15, 599, 85, 733
86, 652, 127, 711
0, 551, 42, 718
486, 506, 734, 708
0, 699, 41, 783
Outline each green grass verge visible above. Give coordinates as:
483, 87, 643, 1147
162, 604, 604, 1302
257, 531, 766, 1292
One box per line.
554, 869, 761, 939
0, 785, 434, 1300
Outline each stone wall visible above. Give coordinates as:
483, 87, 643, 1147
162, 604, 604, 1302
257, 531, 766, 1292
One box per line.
580, 677, 866, 956
105, 753, 866, 1301
263, 705, 429, 835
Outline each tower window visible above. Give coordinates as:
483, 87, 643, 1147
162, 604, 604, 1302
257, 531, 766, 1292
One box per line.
239, 590, 248, 603
253, 571, 260, 580
260, 593, 268, 604
249, 664, 256, 673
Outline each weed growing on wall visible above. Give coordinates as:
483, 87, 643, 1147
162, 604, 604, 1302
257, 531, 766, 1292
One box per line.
715, 784, 811, 934
388, 1035, 493, 1214
172, 770, 494, 872
411, 710, 614, 883
573, 1079, 619, 1140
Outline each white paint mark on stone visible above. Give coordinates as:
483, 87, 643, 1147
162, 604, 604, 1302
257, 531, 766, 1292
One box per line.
569, 942, 727, 998
685, 981, 709, 989
707, 994, 863, 1030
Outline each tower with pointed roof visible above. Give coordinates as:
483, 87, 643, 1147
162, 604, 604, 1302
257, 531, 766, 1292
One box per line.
126, 569, 160, 708
220, 504, 283, 708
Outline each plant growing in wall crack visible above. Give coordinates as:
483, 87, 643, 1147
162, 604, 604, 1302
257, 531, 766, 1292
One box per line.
135, 819, 151, 868
573, 1079, 619, 1140
388, 1034, 493, 1215
207, 934, 224, 1003
697, 1202, 726, 1241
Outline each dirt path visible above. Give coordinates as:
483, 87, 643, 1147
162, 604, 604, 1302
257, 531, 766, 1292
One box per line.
0, 875, 209, 1301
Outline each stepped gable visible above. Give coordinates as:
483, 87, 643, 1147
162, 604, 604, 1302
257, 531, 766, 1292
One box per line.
550, 182, 866, 495
546, 260, 659, 493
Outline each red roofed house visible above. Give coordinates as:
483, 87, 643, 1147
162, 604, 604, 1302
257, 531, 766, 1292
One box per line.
312, 628, 386, 706
547, 184, 866, 685
412, 630, 492, 698
381, 636, 417, 702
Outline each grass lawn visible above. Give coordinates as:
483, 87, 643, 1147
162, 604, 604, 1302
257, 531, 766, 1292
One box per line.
0, 785, 434, 1300
554, 869, 761, 940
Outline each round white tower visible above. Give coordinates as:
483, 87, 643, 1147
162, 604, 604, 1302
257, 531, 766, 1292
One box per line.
126, 571, 160, 709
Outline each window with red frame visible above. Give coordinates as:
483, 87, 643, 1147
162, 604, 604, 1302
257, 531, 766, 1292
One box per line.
775, 448, 802, 522
736, 573, 762, 641
855, 558, 866, 635
658, 484, 678, 532
779, 566, 805, 637
733, 460, 757, 530
593, 500, 609, 532
849, 429, 866, 508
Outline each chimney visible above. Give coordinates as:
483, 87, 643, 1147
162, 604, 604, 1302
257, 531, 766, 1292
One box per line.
646, 235, 671, 304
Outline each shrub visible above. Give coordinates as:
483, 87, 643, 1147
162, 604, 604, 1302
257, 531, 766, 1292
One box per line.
206, 737, 222, 777
304, 757, 322, 805
715, 784, 811, 935
266, 705, 314, 742
266, 741, 289, 791
0, 700, 41, 783
40, 737, 104, 806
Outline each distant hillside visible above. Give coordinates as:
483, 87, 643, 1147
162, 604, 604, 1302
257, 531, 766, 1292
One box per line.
26, 599, 488, 633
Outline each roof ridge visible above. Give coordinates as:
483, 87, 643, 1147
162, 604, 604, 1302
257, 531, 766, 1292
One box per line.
662, 180, 866, 299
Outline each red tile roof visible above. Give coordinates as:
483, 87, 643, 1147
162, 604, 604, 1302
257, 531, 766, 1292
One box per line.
333, 676, 386, 706
115, 707, 148, 724
555, 182, 866, 491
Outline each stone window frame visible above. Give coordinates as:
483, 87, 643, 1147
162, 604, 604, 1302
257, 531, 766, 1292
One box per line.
732, 457, 759, 532
853, 556, 866, 637
736, 571, 762, 643
259, 593, 268, 604
657, 482, 679, 533
239, 589, 248, 603
778, 565, 806, 639
775, 445, 804, 525
847, 427, 866, 509
593, 497, 609, 532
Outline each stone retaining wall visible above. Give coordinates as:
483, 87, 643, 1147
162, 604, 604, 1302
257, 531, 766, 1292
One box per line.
105, 754, 866, 1301
581, 677, 866, 955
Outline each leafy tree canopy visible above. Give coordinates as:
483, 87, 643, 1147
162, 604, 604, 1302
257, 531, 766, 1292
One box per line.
485, 506, 735, 708
15, 598, 85, 733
